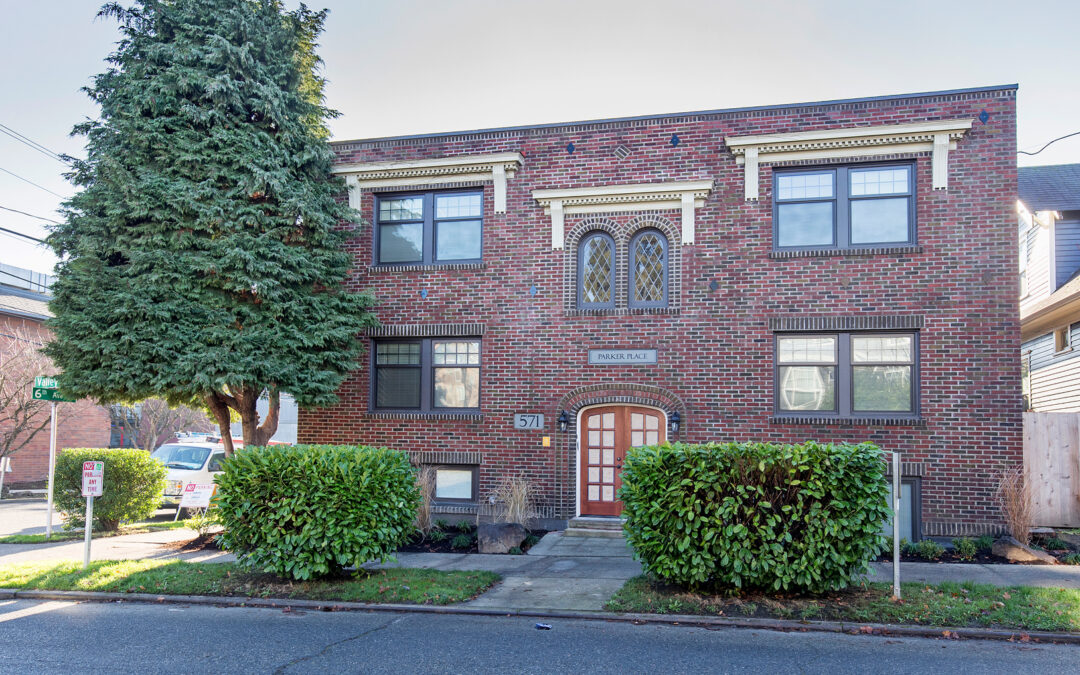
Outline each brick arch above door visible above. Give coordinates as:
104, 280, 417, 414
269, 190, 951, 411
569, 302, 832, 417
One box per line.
557, 383, 688, 435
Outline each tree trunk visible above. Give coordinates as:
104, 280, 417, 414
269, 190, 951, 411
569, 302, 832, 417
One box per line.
237, 386, 280, 449
205, 392, 235, 457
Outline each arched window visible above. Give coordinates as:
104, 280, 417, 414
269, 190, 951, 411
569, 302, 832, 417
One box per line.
578, 232, 615, 309
629, 229, 668, 308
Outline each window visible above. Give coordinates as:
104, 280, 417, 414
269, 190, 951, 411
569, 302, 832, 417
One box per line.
774, 164, 915, 250
629, 229, 668, 308
433, 466, 478, 502
207, 452, 225, 472
1055, 326, 1071, 354
373, 338, 480, 412
775, 332, 917, 418
375, 191, 482, 265
578, 232, 615, 309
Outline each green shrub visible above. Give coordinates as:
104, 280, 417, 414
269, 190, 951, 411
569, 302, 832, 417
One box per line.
215, 445, 418, 580
428, 529, 448, 542
915, 539, 945, 560
974, 535, 994, 552
185, 509, 220, 537
1060, 552, 1080, 565
952, 538, 977, 561
901, 539, 917, 556
620, 441, 889, 593
55, 448, 167, 531
451, 534, 472, 549
434, 519, 450, 531
1044, 537, 1070, 551
456, 520, 475, 533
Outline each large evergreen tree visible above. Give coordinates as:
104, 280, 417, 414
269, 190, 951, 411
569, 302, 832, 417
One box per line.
47, 0, 375, 455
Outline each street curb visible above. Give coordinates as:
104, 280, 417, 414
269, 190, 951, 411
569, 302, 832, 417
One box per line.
5, 588, 1079, 644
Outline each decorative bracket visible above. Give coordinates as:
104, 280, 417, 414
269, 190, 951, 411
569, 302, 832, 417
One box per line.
532, 180, 713, 249
333, 152, 524, 214
725, 118, 973, 200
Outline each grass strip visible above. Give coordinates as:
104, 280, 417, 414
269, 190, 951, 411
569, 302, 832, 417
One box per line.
0, 560, 499, 605
606, 575, 1080, 633
0, 521, 190, 544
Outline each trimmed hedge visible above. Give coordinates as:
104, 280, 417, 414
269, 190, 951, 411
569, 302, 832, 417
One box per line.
215, 444, 419, 580
619, 441, 890, 593
55, 448, 167, 531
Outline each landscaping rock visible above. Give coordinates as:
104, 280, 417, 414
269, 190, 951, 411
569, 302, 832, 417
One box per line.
991, 536, 1059, 564
478, 522, 527, 554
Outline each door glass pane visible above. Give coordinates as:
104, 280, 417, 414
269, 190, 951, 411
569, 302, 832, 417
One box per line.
589, 448, 600, 464
588, 485, 600, 501
853, 365, 912, 412
602, 467, 614, 483
632, 232, 665, 302
589, 430, 600, 446
850, 167, 909, 196
580, 236, 613, 304
379, 197, 423, 221
852, 336, 912, 363
646, 415, 658, 430
435, 193, 482, 218
777, 172, 833, 200
435, 469, 472, 499
435, 220, 481, 260
434, 367, 479, 408
777, 202, 834, 247
777, 336, 836, 363
602, 430, 614, 447
602, 486, 614, 502
379, 223, 423, 262
603, 449, 614, 464
588, 467, 599, 482
778, 366, 836, 411
645, 430, 658, 445
376, 368, 420, 408
631, 431, 644, 447
602, 413, 614, 427
851, 197, 909, 244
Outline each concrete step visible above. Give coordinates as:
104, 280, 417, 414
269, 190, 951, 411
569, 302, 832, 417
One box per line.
565, 517, 626, 538
563, 528, 625, 538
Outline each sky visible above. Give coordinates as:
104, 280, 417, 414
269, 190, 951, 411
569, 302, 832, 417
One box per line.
1, 0, 1078, 276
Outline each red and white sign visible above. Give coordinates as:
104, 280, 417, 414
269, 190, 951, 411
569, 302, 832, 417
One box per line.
81, 461, 104, 497
179, 483, 216, 509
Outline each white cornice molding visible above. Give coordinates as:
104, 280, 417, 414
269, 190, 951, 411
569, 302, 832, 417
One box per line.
333, 152, 523, 214
725, 119, 973, 199
533, 180, 713, 248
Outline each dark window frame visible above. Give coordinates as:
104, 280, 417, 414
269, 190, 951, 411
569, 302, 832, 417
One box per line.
371, 337, 481, 413
773, 331, 920, 420
628, 228, 669, 309
773, 162, 917, 251
577, 231, 616, 309
374, 189, 484, 266
431, 464, 479, 504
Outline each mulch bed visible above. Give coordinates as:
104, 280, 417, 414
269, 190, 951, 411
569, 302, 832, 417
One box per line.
161, 534, 224, 553
397, 528, 549, 555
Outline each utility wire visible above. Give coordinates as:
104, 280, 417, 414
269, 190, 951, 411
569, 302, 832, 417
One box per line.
0, 225, 45, 243
0, 166, 67, 199
0, 124, 70, 165
1018, 130, 1080, 156
0, 204, 60, 224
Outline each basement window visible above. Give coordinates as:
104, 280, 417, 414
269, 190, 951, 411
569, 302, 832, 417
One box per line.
434, 466, 477, 503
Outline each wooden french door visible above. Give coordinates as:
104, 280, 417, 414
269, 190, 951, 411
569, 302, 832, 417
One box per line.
579, 406, 665, 516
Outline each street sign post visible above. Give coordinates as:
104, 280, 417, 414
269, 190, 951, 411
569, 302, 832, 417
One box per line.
81, 460, 104, 568
0, 456, 10, 501
36, 376, 72, 539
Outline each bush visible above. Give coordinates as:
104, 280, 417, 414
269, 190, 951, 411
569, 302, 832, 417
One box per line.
952, 538, 978, 561
215, 445, 419, 580
1061, 552, 1080, 565
915, 539, 945, 560
55, 448, 167, 531
619, 441, 889, 593
185, 509, 220, 537
974, 535, 995, 552
451, 534, 473, 549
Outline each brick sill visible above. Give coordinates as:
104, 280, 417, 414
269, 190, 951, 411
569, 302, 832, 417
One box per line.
366, 263, 486, 273
769, 245, 922, 259
564, 307, 680, 317
366, 412, 483, 421
769, 415, 925, 427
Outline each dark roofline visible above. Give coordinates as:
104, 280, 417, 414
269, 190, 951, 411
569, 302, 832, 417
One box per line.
331, 83, 1018, 147
0, 306, 50, 322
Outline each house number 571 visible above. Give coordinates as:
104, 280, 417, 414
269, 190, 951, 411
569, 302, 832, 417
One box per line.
514, 414, 544, 430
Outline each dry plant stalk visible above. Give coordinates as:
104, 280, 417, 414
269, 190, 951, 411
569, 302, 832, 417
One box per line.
415, 466, 437, 535
493, 473, 540, 528
995, 465, 1034, 544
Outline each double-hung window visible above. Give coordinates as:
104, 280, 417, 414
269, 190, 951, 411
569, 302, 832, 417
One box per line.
775, 333, 917, 419
373, 338, 480, 412
774, 164, 915, 250
376, 191, 483, 265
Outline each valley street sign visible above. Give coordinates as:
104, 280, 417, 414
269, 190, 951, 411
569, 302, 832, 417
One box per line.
35, 376, 59, 389
33, 387, 75, 402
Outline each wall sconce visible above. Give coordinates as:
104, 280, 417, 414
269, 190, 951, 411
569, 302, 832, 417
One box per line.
557, 410, 569, 433
669, 411, 681, 434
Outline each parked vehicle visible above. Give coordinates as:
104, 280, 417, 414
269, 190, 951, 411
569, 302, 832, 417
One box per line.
150, 441, 225, 506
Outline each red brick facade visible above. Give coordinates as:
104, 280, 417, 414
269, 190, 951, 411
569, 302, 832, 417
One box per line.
299, 86, 1021, 536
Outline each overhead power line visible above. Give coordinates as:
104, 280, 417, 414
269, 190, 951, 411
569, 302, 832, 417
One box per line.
0, 204, 60, 224
0, 166, 67, 199
1018, 130, 1080, 157
0, 225, 45, 243
0, 123, 71, 165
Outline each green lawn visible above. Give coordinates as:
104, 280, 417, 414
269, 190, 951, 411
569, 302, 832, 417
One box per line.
0, 560, 499, 605
0, 520, 189, 544
607, 576, 1080, 633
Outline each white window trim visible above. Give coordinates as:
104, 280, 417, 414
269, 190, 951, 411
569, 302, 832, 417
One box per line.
533, 180, 713, 249
334, 152, 523, 215
726, 119, 973, 200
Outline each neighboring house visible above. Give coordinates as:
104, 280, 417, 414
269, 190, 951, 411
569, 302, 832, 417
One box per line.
0, 264, 110, 487
299, 85, 1021, 538
230, 392, 298, 444
1018, 164, 1080, 411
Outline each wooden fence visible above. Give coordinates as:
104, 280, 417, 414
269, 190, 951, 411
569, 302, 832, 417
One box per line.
1023, 412, 1080, 527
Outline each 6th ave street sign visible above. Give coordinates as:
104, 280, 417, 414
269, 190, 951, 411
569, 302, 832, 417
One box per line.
32, 387, 75, 402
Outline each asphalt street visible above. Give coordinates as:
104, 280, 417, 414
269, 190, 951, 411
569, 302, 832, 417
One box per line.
1, 599, 1077, 674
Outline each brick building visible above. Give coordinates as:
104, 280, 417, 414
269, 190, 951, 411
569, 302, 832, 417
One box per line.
299, 85, 1021, 538
0, 265, 110, 488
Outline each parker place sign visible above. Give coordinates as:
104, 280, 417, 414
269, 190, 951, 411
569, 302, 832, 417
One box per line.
588, 349, 658, 365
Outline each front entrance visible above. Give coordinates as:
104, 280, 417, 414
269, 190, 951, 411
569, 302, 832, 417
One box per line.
579, 405, 665, 516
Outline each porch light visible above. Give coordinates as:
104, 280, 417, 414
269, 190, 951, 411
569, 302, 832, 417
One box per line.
557, 410, 569, 433
669, 411, 681, 434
